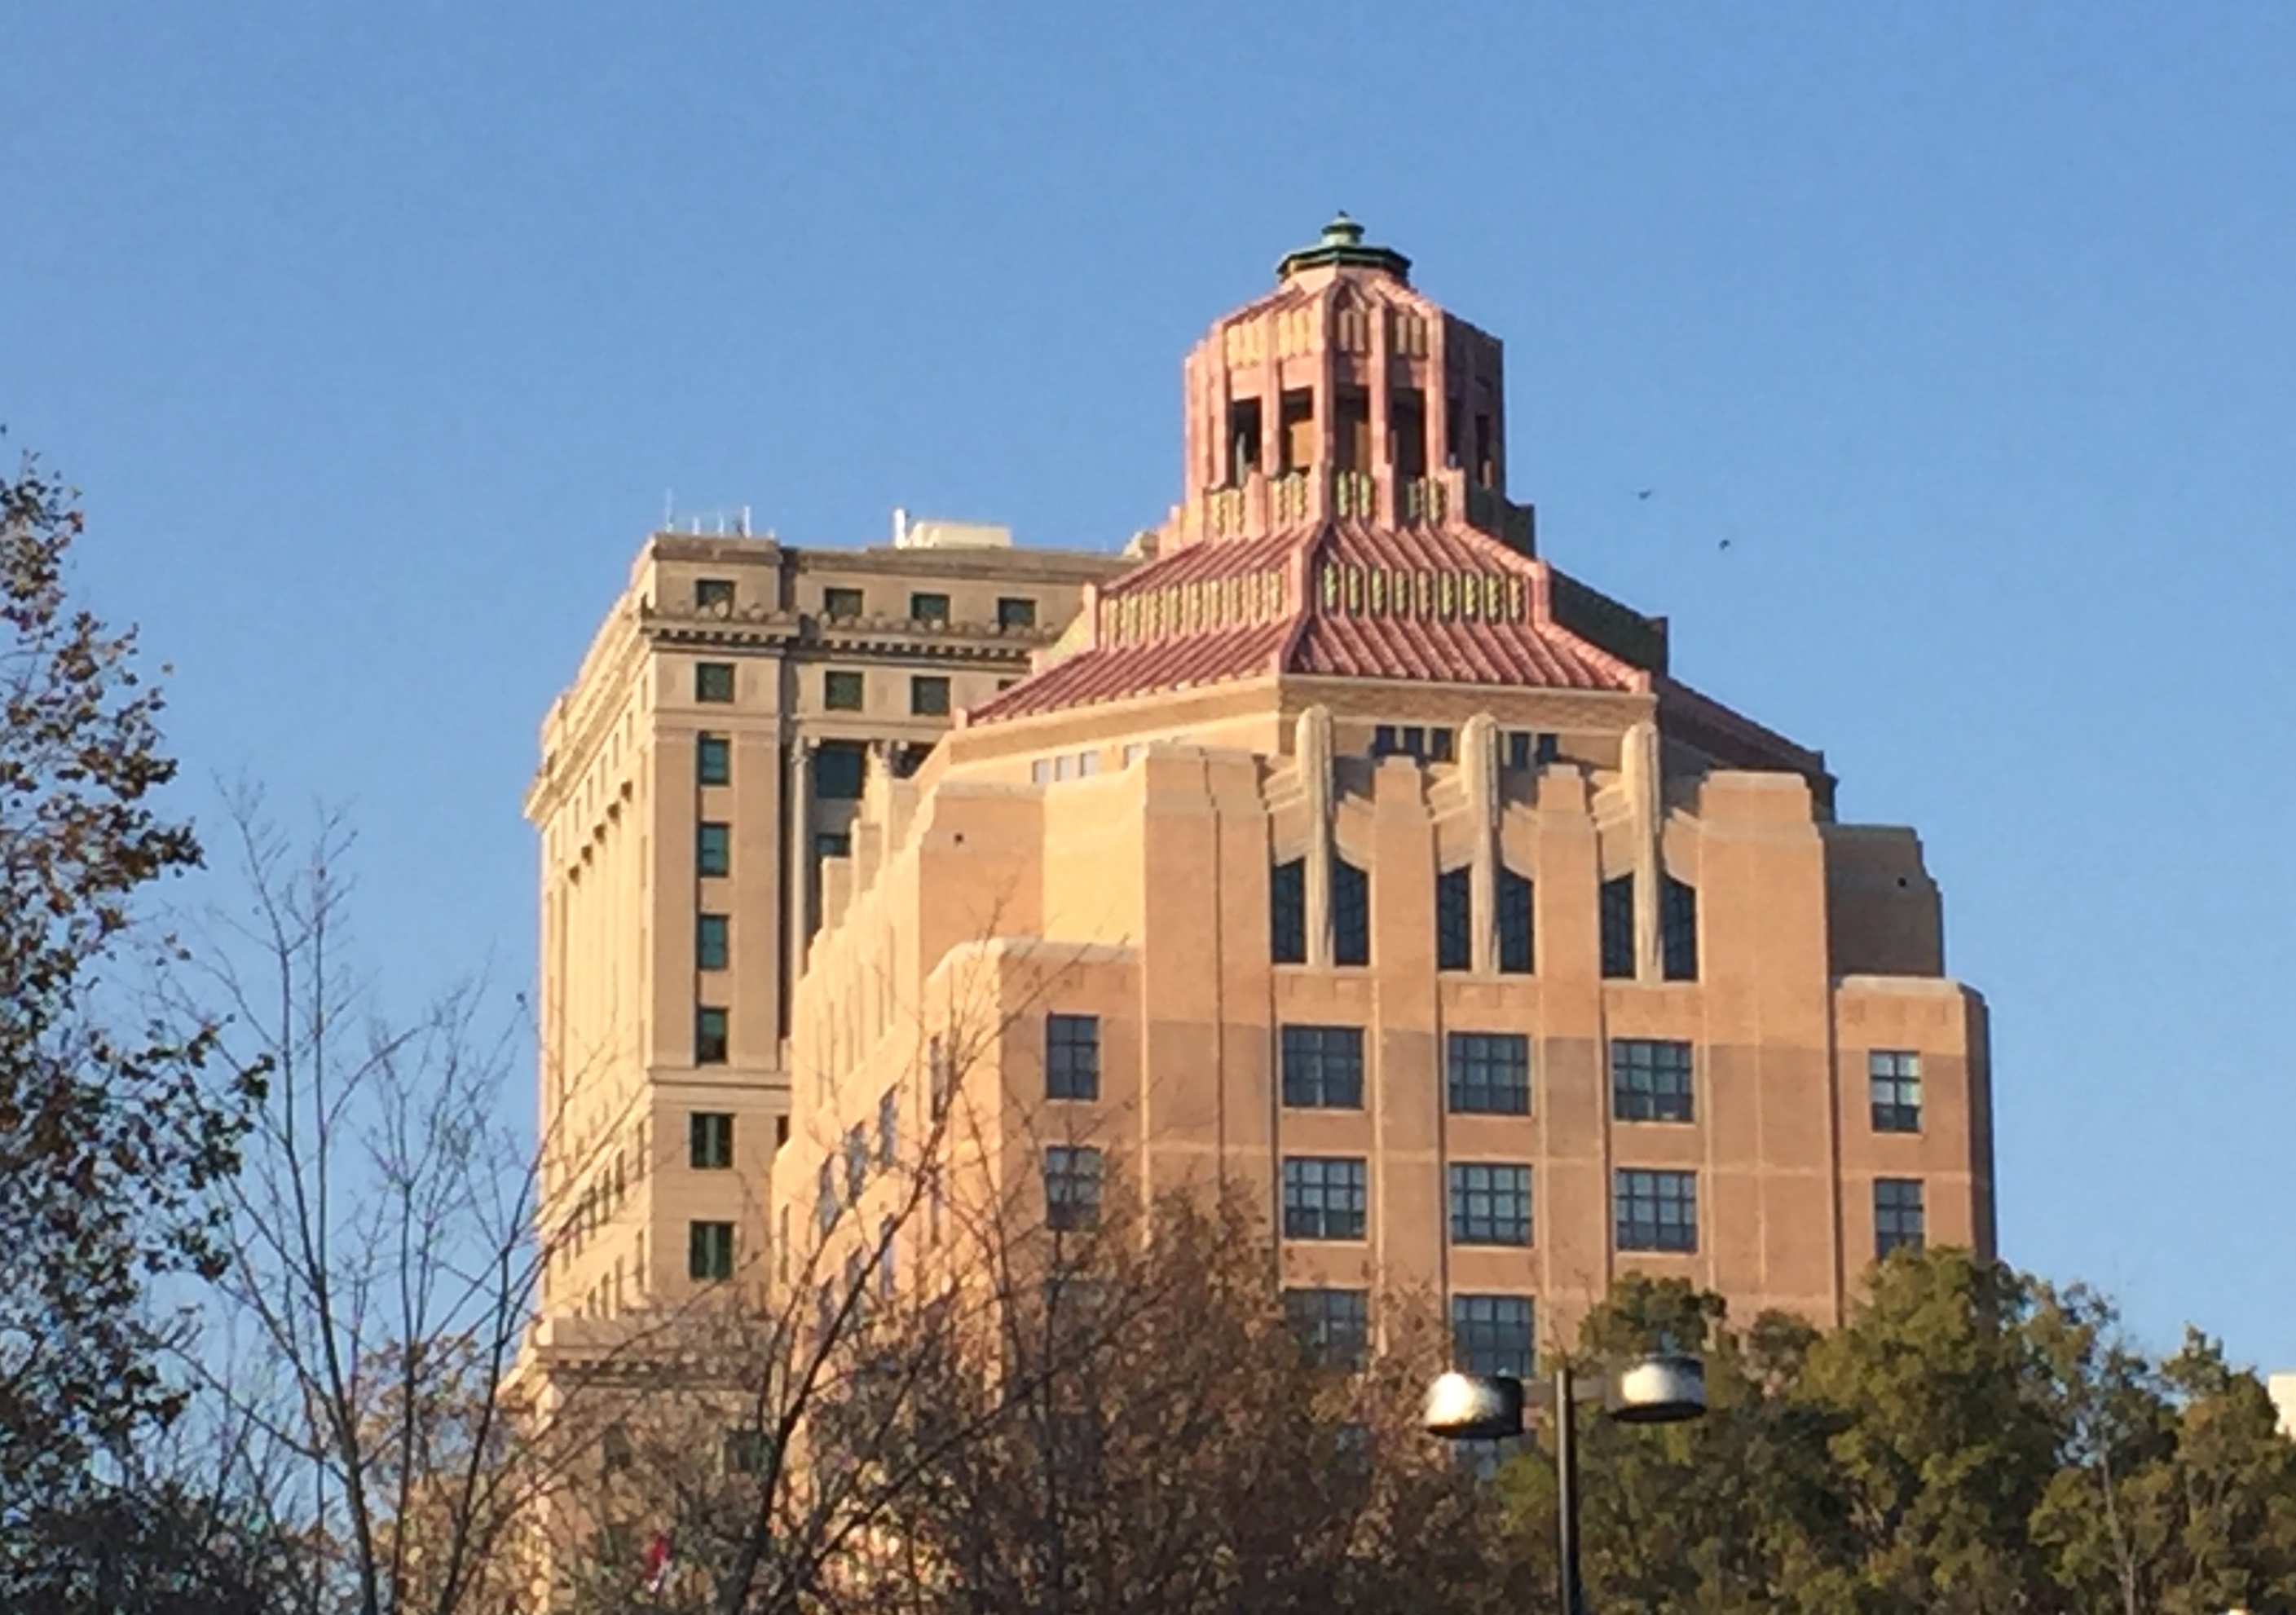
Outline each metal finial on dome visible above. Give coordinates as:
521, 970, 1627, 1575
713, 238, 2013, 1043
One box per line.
1276, 213, 1411, 285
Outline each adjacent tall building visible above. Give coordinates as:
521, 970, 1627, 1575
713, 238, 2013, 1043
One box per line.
772, 218, 1995, 1354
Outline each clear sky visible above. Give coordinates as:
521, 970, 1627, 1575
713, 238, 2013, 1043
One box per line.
7, 3, 2293, 1367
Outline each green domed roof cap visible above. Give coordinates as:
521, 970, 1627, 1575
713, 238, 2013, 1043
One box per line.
1276, 212, 1412, 285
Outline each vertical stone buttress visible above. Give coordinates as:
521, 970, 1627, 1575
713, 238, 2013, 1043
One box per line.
1298, 706, 1334, 967
1463, 713, 1501, 973
787, 735, 815, 986
1624, 718, 1664, 982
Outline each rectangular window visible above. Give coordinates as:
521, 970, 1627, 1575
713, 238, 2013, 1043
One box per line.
1615, 1168, 1698, 1252
822, 585, 864, 620
1875, 1179, 1926, 1258
724, 1427, 770, 1476
688, 1220, 734, 1282
813, 741, 866, 800
1043, 1145, 1102, 1232
1448, 1032, 1531, 1114
1280, 1024, 1364, 1109
1451, 1295, 1535, 1379
1498, 867, 1534, 974
1333, 857, 1370, 967
1279, 388, 1315, 474
910, 675, 951, 717
696, 578, 734, 610
1281, 1157, 1368, 1241
843, 1126, 866, 1202
910, 591, 950, 624
815, 1160, 836, 1235
1270, 858, 1307, 964
1225, 396, 1264, 484
1870, 1051, 1923, 1133
690, 1111, 734, 1170
996, 597, 1038, 630
1661, 876, 1699, 982
877, 1090, 897, 1166
1428, 726, 1456, 762
694, 1007, 729, 1066
696, 661, 735, 703
1046, 1013, 1101, 1101
1371, 723, 1399, 757
823, 669, 865, 711
1391, 388, 1427, 479
696, 820, 731, 877
1283, 1287, 1369, 1370
698, 733, 731, 787
1611, 1039, 1694, 1123
1600, 875, 1635, 978
1435, 867, 1471, 972
696, 912, 729, 971
1449, 1163, 1533, 1247
877, 1216, 897, 1300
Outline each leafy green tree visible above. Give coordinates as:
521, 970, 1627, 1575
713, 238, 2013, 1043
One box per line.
0, 449, 262, 1597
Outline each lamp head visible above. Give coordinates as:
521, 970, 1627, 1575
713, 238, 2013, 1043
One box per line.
1607, 1354, 1707, 1424
1422, 1371, 1526, 1441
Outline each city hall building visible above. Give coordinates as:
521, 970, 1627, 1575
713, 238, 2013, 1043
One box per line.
761, 217, 1994, 1359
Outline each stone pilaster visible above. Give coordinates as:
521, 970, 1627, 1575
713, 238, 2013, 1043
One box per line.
1298, 705, 1335, 967
1463, 712, 1501, 973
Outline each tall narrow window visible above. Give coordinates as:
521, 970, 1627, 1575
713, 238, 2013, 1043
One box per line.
1869, 1052, 1924, 1133
877, 1090, 897, 1166
1279, 389, 1315, 474
1283, 1287, 1369, 1369
690, 1112, 734, 1170
1600, 876, 1636, 979
696, 661, 735, 703
696, 821, 731, 878
696, 913, 729, 971
1611, 1039, 1694, 1123
688, 1221, 734, 1282
1280, 1025, 1364, 1110
1046, 1013, 1101, 1101
1335, 388, 1371, 472
843, 1127, 866, 1202
1435, 867, 1471, 973
814, 1161, 835, 1235
1281, 1157, 1368, 1241
1332, 856, 1370, 967
1498, 868, 1534, 974
1043, 1146, 1102, 1232
1447, 1033, 1531, 1115
1875, 1180, 1926, 1258
1270, 858, 1307, 964
694, 1008, 729, 1066
1227, 397, 1263, 485
1661, 877, 1699, 982
697, 734, 731, 787
1391, 388, 1427, 479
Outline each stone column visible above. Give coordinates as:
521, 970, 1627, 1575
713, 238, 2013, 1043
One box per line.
1463, 712, 1501, 973
1298, 706, 1335, 968
1624, 718, 1664, 982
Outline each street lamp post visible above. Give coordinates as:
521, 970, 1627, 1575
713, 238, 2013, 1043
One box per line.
1425, 1354, 1707, 1615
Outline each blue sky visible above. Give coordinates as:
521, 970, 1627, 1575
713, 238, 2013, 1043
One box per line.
7, 3, 2293, 1366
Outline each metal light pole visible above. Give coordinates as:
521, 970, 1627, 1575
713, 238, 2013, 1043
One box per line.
1426, 1354, 1707, 1615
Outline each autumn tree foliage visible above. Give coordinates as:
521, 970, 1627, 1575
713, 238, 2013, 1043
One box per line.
0, 449, 263, 1597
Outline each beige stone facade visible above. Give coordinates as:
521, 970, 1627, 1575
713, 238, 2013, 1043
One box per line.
773, 218, 1995, 1357
522, 523, 1130, 1331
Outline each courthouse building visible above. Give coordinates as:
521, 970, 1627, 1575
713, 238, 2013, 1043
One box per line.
771, 218, 1995, 1359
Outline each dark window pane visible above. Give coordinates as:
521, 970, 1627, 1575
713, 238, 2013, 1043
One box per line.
695, 1007, 729, 1066
1270, 858, 1307, 964
822, 586, 864, 619
824, 670, 865, 711
1280, 1025, 1364, 1109
696, 578, 734, 611
1869, 1051, 1924, 1133
910, 592, 950, 624
689, 1220, 734, 1281
910, 676, 951, 717
1875, 1178, 1926, 1258
1046, 1013, 1101, 1101
690, 1112, 734, 1170
1436, 867, 1472, 972
697, 912, 729, 971
1451, 1294, 1535, 1378
697, 820, 731, 877
1044, 1146, 1102, 1231
696, 661, 736, 703
1662, 876, 1699, 982
1611, 1040, 1694, 1123
1371, 723, 1399, 757
1498, 867, 1534, 974
1283, 1287, 1369, 1369
1448, 1032, 1531, 1114
1600, 875, 1636, 978
843, 1127, 866, 1202
814, 1160, 836, 1234
1281, 1157, 1368, 1241
813, 741, 866, 800
997, 597, 1038, 630
1448, 1163, 1532, 1246
1428, 727, 1455, 762
1333, 856, 1370, 966
1505, 730, 1533, 770
1615, 1169, 1698, 1252
698, 734, 731, 787
877, 1091, 897, 1166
